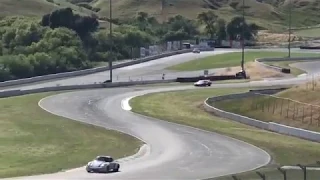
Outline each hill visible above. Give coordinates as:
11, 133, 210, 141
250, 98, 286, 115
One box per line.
1, 0, 320, 32
89, 0, 320, 32
0, 0, 95, 18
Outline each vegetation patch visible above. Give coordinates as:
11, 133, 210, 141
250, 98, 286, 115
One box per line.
215, 83, 320, 133
167, 51, 319, 71
130, 88, 320, 180
293, 28, 320, 38
0, 92, 141, 178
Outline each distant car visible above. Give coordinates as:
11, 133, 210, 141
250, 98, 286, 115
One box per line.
194, 80, 212, 87
86, 156, 120, 173
192, 48, 201, 53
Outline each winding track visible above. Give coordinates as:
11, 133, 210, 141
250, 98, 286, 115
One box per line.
3, 48, 320, 180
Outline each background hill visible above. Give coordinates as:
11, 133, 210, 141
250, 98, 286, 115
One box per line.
1, 0, 320, 38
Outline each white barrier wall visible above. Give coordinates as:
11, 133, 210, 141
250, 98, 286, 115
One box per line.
0, 79, 177, 98
204, 89, 320, 143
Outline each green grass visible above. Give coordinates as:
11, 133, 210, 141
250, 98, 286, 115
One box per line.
90, 0, 320, 31
130, 88, 320, 180
0, 92, 141, 178
214, 85, 320, 133
294, 28, 320, 38
167, 51, 320, 71
265, 60, 308, 75
3, 0, 320, 32
0, 0, 96, 18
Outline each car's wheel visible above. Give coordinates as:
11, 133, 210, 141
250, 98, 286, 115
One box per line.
114, 164, 120, 172
208, 84, 211, 86
105, 166, 110, 173
86, 167, 91, 173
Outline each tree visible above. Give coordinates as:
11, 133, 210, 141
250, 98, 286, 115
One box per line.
226, 16, 258, 41
28, 52, 55, 76
197, 11, 218, 39
41, 8, 99, 39
166, 15, 199, 39
216, 19, 227, 41
163, 30, 189, 42
136, 12, 149, 31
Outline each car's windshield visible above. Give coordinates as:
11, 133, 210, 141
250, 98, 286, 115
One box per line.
96, 156, 112, 162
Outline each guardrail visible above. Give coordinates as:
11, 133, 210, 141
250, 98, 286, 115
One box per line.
0, 49, 192, 88
255, 56, 320, 74
0, 79, 177, 98
203, 89, 320, 143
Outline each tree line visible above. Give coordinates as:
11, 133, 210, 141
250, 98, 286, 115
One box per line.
0, 8, 258, 82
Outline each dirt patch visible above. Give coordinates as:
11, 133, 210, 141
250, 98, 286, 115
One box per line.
215, 62, 289, 80
257, 30, 302, 42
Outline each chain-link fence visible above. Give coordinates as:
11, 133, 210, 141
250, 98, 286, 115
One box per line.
251, 93, 320, 131
217, 161, 320, 180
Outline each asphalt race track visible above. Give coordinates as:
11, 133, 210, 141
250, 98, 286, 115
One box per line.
3, 48, 320, 180
1, 48, 320, 91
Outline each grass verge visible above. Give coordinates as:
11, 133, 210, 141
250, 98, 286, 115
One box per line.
166, 51, 320, 71
130, 88, 320, 180
0, 92, 141, 178
264, 60, 307, 75
214, 84, 320, 133
294, 28, 320, 38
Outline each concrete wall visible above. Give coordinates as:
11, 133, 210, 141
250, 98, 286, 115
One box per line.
0, 79, 176, 98
0, 49, 191, 88
204, 89, 320, 143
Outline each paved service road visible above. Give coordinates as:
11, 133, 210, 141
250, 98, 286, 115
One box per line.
3, 48, 320, 180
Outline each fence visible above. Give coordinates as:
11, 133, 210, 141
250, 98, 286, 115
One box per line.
250, 93, 320, 131
218, 161, 320, 180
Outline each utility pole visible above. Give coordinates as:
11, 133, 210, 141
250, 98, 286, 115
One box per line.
109, 0, 113, 82
288, 0, 292, 58
241, 0, 246, 78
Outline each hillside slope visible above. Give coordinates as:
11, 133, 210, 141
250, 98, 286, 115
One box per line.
0, 0, 94, 17
2, 0, 320, 32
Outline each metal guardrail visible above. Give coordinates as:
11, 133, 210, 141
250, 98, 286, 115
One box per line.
0, 49, 191, 88
0, 79, 177, 98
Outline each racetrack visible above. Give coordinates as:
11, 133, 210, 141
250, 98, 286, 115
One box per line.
2, 48, 320, 180
1, 48, 319, 91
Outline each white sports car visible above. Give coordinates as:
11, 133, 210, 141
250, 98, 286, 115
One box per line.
192, 48, 201, 53
86, 156, 120, 173
194, 80, 212, 87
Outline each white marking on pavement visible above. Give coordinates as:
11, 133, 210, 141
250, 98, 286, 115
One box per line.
121, 97, 134, 111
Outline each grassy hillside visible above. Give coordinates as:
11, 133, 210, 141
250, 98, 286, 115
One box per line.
2, 0, 320, 32
0, 0, 94, 17
88, 0, 320, 31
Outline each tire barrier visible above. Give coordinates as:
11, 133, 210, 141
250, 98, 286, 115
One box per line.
0, 49, 192, 88
281, 68, 291, 74
203, 89, 320, 143
300, 46, 320, 50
